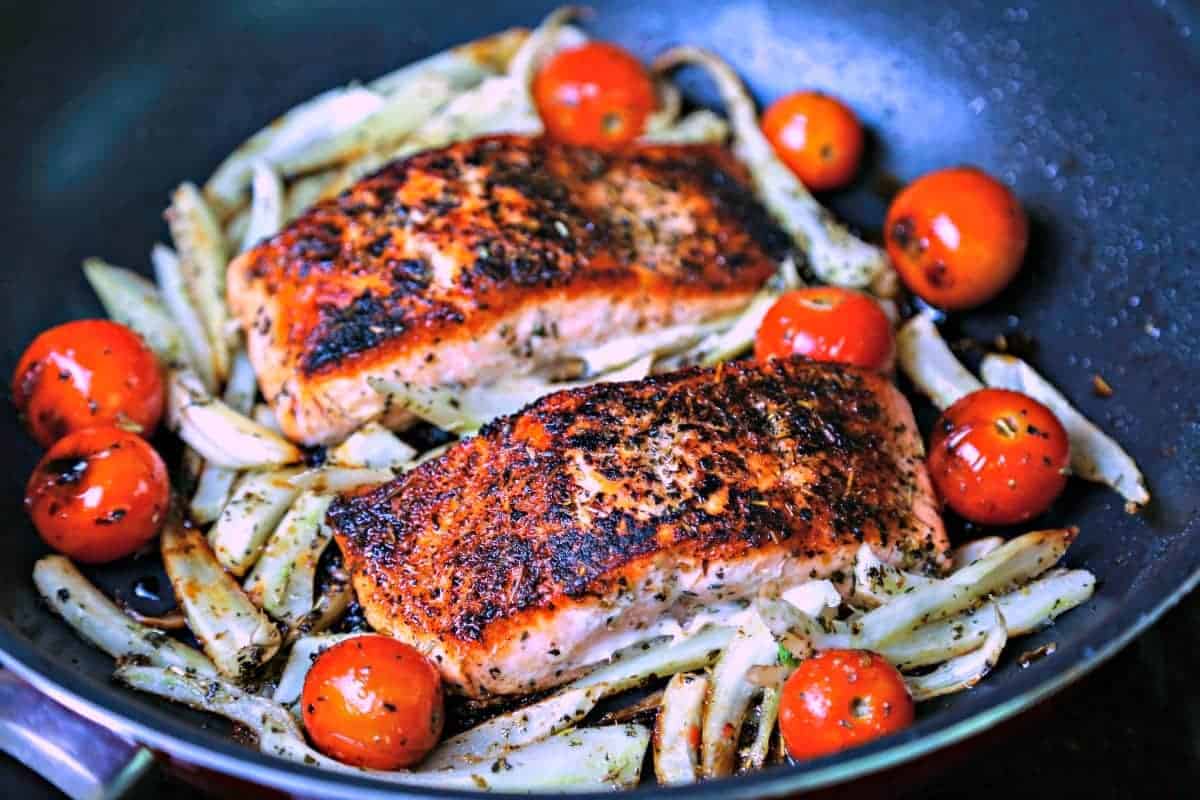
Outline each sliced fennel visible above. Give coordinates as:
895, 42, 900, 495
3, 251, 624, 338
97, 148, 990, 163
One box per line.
848, 542, 1094, 668
368, 27, 527, 96
740, 686, 781, 773
273, 634, 369, 708
700, 614, 778, 778
167, 369, 302, 470
161, 519, 281, 679
422, 685, 605, 770
165, 183, 232, 379
243, 491, 335, 622
288, 467, 395, 493
896, 313, 1149, 509
152, 244, 218, 392
208, 26, 530, 217
204, 86, 385, 217
995, 569, 1096, 636
896, 311, 983, 410
852, 529, 1076, 647
880, 600, 1009, 670
653, 47, 892, 294
851, 543, 938, 608
82, 258, 188, 369
283, 170, 336, 221
904, 604, 1007, 701
653, 673, 707, 785
378, 10, 586, 164
369, 355, 652, 435
577, 319, 731, 375
252, 403, 283, 433
951, 537, 1005, 571
570, 625, 735, 694
328, 422, 417, 470
120, 665, 648, 791
659, 258, 802, 369
33, 556, 216, 676
117, 664, 299, 736
189, 463, 239, 526
190, 349, 259, 524
641, 109, 729, 145
240, 161, 285, 252
779, 579, 842, 617
207, 468, 303, 576
644, 78, 683, 134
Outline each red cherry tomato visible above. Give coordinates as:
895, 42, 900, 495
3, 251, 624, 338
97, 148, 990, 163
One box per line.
928, 388, 1070, 525
779, 649, 914, 761
755, 287, 895, 371
761, 91, 864, 191
25, 426, 170, 563
12, 320, 164, 448
885, 167, 1028, 310
533, 41, 657, 148
302, 635, 444, 770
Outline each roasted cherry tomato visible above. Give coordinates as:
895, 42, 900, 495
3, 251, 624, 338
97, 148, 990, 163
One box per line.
761, 91, 864, 191
928, 388, 1070, 525
533, 41, 657, 148
25, 426, 170, 563
302, 635, 444, 770
12, 319, 164, 448
755, 287, 895, 371
885, 167, 1028, 310
779, 649, 914, 761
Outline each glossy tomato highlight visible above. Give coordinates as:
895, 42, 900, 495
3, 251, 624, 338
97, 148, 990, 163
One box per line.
928, 388, 1070, 525
779, 649, 914, 761
533, 41, 657, 148
885, 167, 1028, 310
755, 287, 895, 371
12, 319, 164, 447
761, 91, 864, 191
302, 636, 444, 770
25, 426, 170, 563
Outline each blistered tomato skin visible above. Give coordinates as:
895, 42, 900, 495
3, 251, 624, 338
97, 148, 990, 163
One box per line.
761, 91, 864, 191
885, 167, 1028, 311
533, 42, 657, 148
25, 426, 170, 563
755, 287, 895, 371
779, 649, 914, 761
302, 635, 444, 770
928, 388, 1070, 526
12, 319, 164, 447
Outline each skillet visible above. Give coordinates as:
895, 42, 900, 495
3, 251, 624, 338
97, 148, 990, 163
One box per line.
1, 0, 1198, 796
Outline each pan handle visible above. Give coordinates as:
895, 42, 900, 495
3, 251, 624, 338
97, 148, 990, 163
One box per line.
0, 669, 157, 799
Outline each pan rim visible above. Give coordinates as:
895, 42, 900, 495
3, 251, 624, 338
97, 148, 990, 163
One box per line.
2, 546, 1196, 798
1, 1, 1198, 791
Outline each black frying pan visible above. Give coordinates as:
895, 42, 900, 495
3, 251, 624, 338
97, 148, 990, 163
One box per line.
1, 0, 1198, 796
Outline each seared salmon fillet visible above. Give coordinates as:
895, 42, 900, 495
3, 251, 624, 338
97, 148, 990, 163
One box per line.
227, 134, 788, 445
330, 359, 947, 697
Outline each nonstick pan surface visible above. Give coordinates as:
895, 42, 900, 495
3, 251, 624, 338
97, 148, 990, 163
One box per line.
1, 1, 1198, 796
